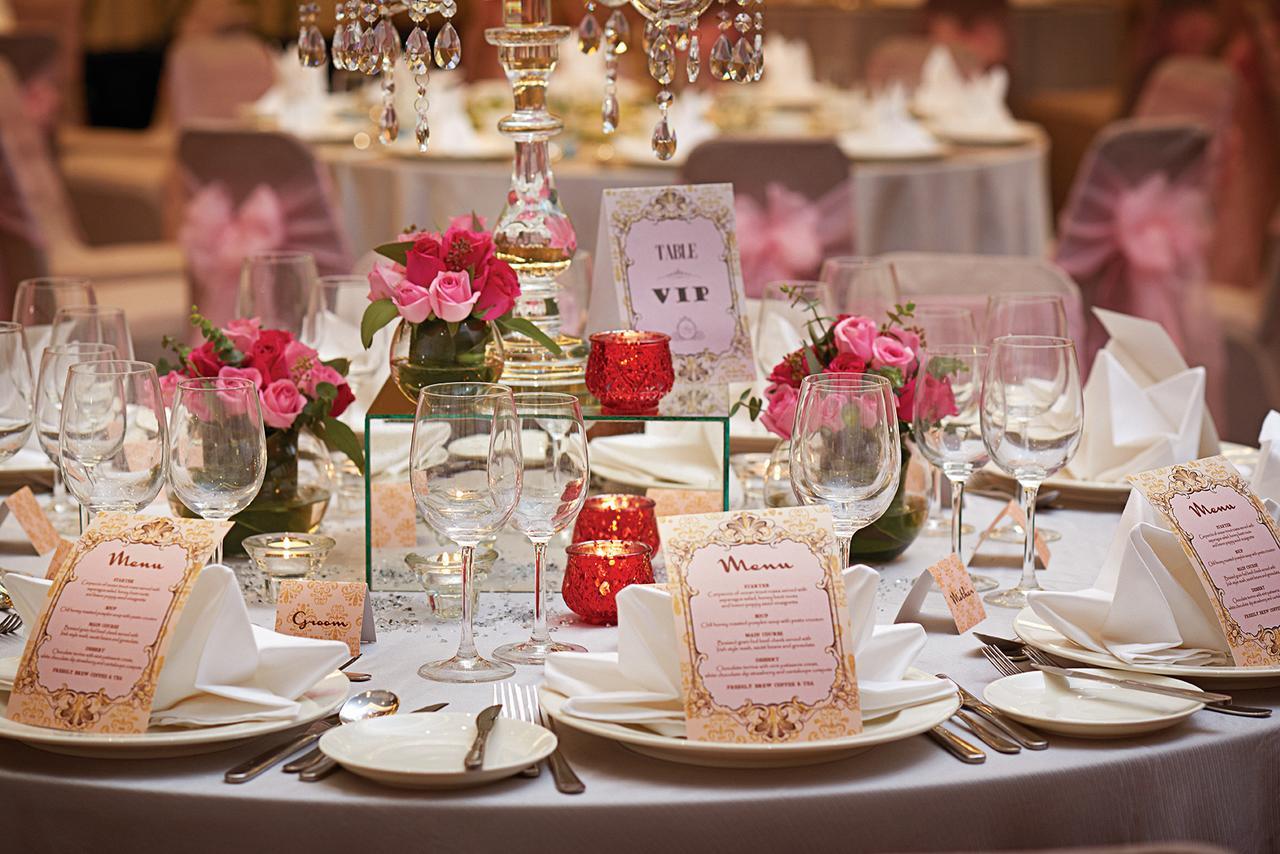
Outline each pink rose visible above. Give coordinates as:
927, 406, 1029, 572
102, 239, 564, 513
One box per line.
224, 318, 261, 352
159, 371, 184, 408
284, 340, 320, 385
759, 383, 800, 440
427, 270, 481, 323
187, 341, 223, 378
367, 262, 405, 302
448, 213, 488, 231
213, 369, 260, 415
473, 257, 520, 321
406, 234, 447, 287
392, 281, 435, 324
832, 316, 877, 361
259, 379, 306, 430
218, 365, 263, 389
871, 335, 915, 371
893, 327, 921, 359
547, 216, 577, 254
302, 365, 355, 417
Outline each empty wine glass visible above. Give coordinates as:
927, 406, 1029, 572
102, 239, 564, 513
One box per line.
60, 360, 168, 523
13, 277, 95, 356
819, 257, 901, 319
237, 251, 319, 340
495, 392, 590, 666
35, 342, 116, 521
791, 373, 901, 567
50, 305, 135, 359
912, 345, 996, 590
0, 322, 34, 464
754, 280, 835, 377
410, 382, 523, 682
168, 377, 267, 565
980, 336, 1083, 608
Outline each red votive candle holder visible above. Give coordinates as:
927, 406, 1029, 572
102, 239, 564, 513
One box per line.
571, 493, 661, 556
585, 330, 675, 415
562, 540, 655, 625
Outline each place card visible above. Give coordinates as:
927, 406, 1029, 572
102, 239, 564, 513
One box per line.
0, 487, 72, 575
370, 481, 417, 549
659, 506, 861, 742
1129, 456, 1280, 667
971, 500, 1050, 568
275, 579, 375, 655
589, 184, 756, 412
895, 553, 987, 633
645, 487, 724, 518
6, 514, 230, 733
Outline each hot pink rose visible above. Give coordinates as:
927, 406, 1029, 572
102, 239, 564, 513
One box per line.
441, 224, 494, 272
367, 262, 405, 302
159, 371, 184, 408
224, 318, 261, 352
824, 352, 867, 374
473, 257, 520, 321
427, 270, 481, 323
406, 234, 448, 286
760, 383, 800, 440
832, 315, 877, 361
912, 372, 958, 424
284, 340, 320, 385
302, 364, 355, 417
242, 329, 292, 382
871, 335, 915, 372
259, 379, 306, 430
392, 281, 435, 324
187, 342, 223, 378
448, 213, 488, 231
895, 377, 916, 424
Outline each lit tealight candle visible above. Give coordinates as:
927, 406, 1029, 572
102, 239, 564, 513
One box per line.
243, 532, 337, 586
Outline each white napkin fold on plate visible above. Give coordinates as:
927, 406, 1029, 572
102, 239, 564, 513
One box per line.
1070, 309, 1220, 482
1, 565, 348, 727
759, 34, 819, 101
913, 45, 966, 120
588, 423, 723, 490
668, 89, 716, 153
932, 67, 1021, 136
841, 84, 939, 156
544, 565, 955, 736
252, 48, 332, 133
1250, 410, 1280, 498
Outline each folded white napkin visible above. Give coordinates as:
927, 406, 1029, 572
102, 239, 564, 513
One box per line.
1251, 411, 1280, 498
759, 35, 819, 101
2, 566, 348, 727
841, 84, 940, 156
1070, 309, 1220, 482
668, 89, 716, 153
932, 67, 1021, 137
253, 48, 332, 133
545, 565, 955, 736
588, 422, 724, 490
913, 46, 966, 120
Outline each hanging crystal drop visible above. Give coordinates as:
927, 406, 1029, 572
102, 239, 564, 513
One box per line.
602, 91, 619, 134
345, 20, 363, 71
709, 33, 733, 80
358, 28, 379, 74
375, 17, 400, 71
687, 33, 700, 82
643, 20, 660, 54
604, 10, 629, 55
301, 26, 328, 66
360, 2, 378, 22
414, 85, 430, 151
674, 20, 690, 51
331, 23, 348, 68
651, 111, 677, 161
433, 21, 462, 70
733, 12, 751, 33
730, 36, 752, 83
577, 14, 601, 54
647, 32, 674, 85
751, 32, 763, 81
380, 103, 399, 143
441, 0, 458, 17
406, 26, 431, 74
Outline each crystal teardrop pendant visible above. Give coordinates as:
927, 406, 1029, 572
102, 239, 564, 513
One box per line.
416, 118, 430, 151
375, 18, 400, 71
380, 103, 399, 144
433, 21, 462, 70
299, 26, 328, 67
730, 35, 752, 83
709, 33, 733, 81
687, 33, 700, 82
602, 91, 619, 134
751, 32, 763, 81
651, 114, 677, 161
647, 32, 675, 85
331, 23, 349, 68
674, 20, 690, 50
406, 26, 431, 75
577, 13, 601, 54
344, 21, 363, 71
605, 10, 630, 55
358, 29, 380, 74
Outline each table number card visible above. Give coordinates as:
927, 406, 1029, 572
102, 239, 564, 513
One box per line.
972, 500, 1051, 569
1129, 456, 1280, 667
7, 514, 230, 733
895, 553, 987, 633
589, 184, 756, 412
275, 580, 375, 656
659, 506, 862, 742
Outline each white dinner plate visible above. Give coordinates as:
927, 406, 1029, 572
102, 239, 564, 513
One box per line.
0, 671, 347, 758
588, 433, 722, 491
1013, 608, 1280, 689
320, 712, 557, 789
448, 429, 549, 462
931, 122, 1036, 146
540, 670, 959, 768
983, 668, 1203, 738
837, 132, 947, 162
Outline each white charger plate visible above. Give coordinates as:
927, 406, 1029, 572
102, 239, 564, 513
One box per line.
983, 668, 1203, 738
320, 712, 556, 789
1013, 608, 1280, 689
0, 670, 347, 758
932, 122, 1036, 146
540, 670, 959, 768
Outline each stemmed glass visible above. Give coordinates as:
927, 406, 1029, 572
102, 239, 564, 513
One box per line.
59, 360, 169, 524
754, 280, 835, 377
50, 305, 135, 359
168, 377, 268, 565
790, 373, 901, 567
237, 251, 319, 340
410, 382, 523, 683
494, 392, 590, 666
913, 345, 994, 586
13, 277, 96, 356
980, 336, 1083, 608
819, 257, 901, 319
35, 342, 116, 521
0, 322, 34, 463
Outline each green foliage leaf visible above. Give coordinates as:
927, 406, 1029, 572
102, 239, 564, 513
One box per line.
869, 365, 905, 388
374, 241, 414, 266
361, 299, 400, 349
321, 357, 351, 377
496, 317, 563, 355
315, 416, 366, 475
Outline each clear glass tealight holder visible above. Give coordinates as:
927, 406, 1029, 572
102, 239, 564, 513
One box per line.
405, 548, 497, 620
243, 532, 337, 599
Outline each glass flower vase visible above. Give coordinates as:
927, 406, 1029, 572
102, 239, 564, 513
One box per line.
389, 317, 505, 404
849, 444, 929, 563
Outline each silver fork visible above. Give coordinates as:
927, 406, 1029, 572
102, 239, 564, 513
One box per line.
0, 612, 21, 635
495, 682, 541, 778
522, 683, 585, 794
981, 644, 1024, 678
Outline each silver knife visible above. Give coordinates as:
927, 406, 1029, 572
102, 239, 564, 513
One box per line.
925, 725, 985, 763
940, 674, 1048, 750
225, 718, 336, 783
297, 702, 450, 782
951, 710, 1020, 754
464, 704, 502, 770
1031, 664, 1232, 704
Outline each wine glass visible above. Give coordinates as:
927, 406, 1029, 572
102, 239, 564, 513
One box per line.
494, 392, 590, 666
59, 360, 168, 524
237, 251, 319, 339
980, 336, 1083, 608
754, 280, 835, 377
0, 322, 34, 464
50, 305, 135, 360
13, 277, 96, 356
410, 382, 523, 682
168, 377, 267, 565
35, 342, 116, 521
912, 345, 996, 589
790, 373, 901, 567
819, 257, 900, 319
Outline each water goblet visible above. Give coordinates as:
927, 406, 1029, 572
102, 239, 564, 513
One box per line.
819, 257, 900, 320
0, 322, 34, 463
50, 305, 135, 359
35, 342, 116, 520
238, 251, 319, 340
13, 277, 95, 356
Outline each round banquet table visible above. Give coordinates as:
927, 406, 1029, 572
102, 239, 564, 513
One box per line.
317, 136, 1050, 263
2, 494, 1277, 854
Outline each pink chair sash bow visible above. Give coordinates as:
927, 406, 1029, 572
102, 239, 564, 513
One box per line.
736, 181, 853, 297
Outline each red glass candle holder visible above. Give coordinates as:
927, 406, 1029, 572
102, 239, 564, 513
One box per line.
571, 493, 660, 555
585, 330, 675, 415
562, 540, 655, 625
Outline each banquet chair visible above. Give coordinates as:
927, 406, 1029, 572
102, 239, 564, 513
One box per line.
11, 0, 82, 123
177, 127, 354, 328
0, 60, 187, 360
165, 33, 277, 127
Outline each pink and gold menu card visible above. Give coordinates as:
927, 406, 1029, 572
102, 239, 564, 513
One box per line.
7, 514, 230, 733
658, 507, 862, 742
1129, 456, 1280, 667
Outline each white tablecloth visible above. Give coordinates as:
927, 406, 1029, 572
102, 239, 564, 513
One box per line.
2, 495, 1277, 853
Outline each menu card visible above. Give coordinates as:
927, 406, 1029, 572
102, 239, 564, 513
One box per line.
275, 579, 376, 655
1129, 456, 1280, 667
589, 183, 756, 413
659, 506, 862, 742
972, 500, 1051, 568
895, 553, 986, 633
7, 514, 230, 733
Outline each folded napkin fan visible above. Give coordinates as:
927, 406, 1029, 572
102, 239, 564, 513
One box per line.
544, 566, 955, 737
913, 45, 966, 121
2, 565, 348, 727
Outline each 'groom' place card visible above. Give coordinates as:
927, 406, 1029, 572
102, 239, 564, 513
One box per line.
589, 184, 755, 413
659, 506, 862, 742
275, 579, 376, 655
1129, 456, 1280, 667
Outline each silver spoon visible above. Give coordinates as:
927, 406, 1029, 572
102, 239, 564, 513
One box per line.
296, 690, 402, 782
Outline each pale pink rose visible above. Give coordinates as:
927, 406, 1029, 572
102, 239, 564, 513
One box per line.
224, 318, 261, 352
284, 340, 320, 385
367, 262, 405, 302
893, 327, 920, 360
392, 281, 435, 323
300, 364, 342, 397
218, 365, 263, 389
159, 371, 184, 408
547, 216, 577, 254
447, 213, 488, 231
259, 379, 306, 430
759, 383, 800, 440
832, 316, 877, 360
213, 369, 260, 415
426, 270, 481, 323
871, 335, 915, 371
